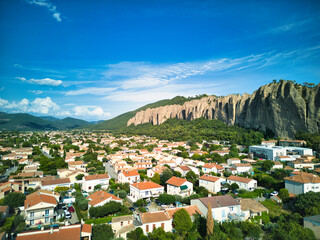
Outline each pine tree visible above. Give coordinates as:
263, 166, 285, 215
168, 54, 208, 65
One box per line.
206, 202, 214, 236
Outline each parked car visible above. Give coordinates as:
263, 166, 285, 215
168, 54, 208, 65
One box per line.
65, 212, 72, 219
62, 206, 68, 211
271, 191, 278, 196
129, 207, 135, 212
68, 206, 74, 213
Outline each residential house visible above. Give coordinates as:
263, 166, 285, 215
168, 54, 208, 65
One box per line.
165, 205, 202, 221
16, 224, 92, 240
199, 174, 224, 194
231, 163, 253, 174
227, 175, 257, 191
68, 161, 87, 172
287, 161, 315, 170
82, 174, 110, 192
147, 165, 167, 178
227, 158, 241, 166
272, 161, 284, 170
87, 191, 122, 209
191, 195, 243, 222
137, 211, 172, 235
0, 181, 22, 199
111, 215, 135, 239
240, 198, 268, 220
202, 163, 224, 174
24, 190, 59, 226
118, 170, 140, 184
41, 178, 71, 191
284, 172, 320, 195
166, 177, 193, 197
174, 165, 192, 177
129, 181, 164, 202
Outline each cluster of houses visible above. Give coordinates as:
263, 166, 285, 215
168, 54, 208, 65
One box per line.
0, 133, 319, 239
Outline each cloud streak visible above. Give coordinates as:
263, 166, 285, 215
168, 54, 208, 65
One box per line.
17, 77, 63, 86
26, 0, 62, 22
65, 87, 117, 96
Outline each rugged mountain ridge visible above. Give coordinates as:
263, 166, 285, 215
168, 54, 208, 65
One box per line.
127, 81, 320, 138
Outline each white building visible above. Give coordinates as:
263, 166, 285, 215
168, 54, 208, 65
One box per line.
249, 145, 313, 160
227, 175, 257, 191
129, 181, 164, 202
41, 178, 71, 191
227, 158, 241, 166
202, 163, 224, 174
166, 176, 193, 197
284, 172, 320, 195
82, 174, 110, 192
231, 163, 253, 174
118, 170, 140, 184
191, 195, 243, 222
199, 174, 224, 194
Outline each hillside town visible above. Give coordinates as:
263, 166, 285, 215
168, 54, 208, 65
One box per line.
0, 131, 319, 240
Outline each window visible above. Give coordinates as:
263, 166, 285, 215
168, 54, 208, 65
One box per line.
153, 224, 156, 230
45, 209, 49, 215
45, 217, 49, 223
89, 186, 92, 190
30, 212, 34, 217
30, 220, 34, 225
161, 223, 164, 229
146, 225, 149, 232
121, 222, 123, 227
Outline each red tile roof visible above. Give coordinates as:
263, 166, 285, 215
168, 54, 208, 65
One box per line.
42, 178, 70, 186
284, 172, 320, 184
131, 181, 163, 190
166, 176, 187, 187
25, 192, 57, 209
227, 175, 254, 183
84, 174, 109, 181
81, 224, 92, 233
178, 165, 191, 171
165, 205, 201, 218
87, 190, 122, 206
140, 211, 170, 224
200, 174, 222, 182
121, 170, 139, 177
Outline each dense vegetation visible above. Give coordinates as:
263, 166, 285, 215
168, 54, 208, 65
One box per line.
89, 95, 208, 130
0, 112, 91, 131
113, 117, 264, 145
295, 131, 320, 153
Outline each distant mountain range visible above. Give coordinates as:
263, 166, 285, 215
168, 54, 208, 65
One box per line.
0, 112, 92, 131
89, 80, 320, 138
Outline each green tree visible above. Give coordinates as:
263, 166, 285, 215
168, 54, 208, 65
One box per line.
76, 174, 84, 180
186, 171, 197, 183
127, 227, 148, 240
230, 183, 239, 191
151, 173, 161, 184
278, 188, 289, 201
158, 193, 176, 205
206, 202, 214, 236
261, 160, 275, 172
173, 208, 193, 236
160, 169, 173, 185
92, 224, 114, 240
4, 192, 26, 209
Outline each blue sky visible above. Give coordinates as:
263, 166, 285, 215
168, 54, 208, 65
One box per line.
0, 0, 319, 121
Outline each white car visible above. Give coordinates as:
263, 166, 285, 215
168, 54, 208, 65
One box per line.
270, 191, 278, 196
65, 212, 72, 219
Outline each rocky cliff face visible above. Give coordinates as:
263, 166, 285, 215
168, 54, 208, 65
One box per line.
127, 81, 320, 138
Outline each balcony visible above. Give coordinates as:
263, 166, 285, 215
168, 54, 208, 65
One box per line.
26, 213, 57, 221
228, 212, 245, 221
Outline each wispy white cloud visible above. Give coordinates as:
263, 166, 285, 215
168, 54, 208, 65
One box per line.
264, 18, 316, 35
0, 97, 60, 114
65, 87, 117, 96
29, 90, 43, 95
17, 77, 63, 86
26, 0, 62, 22
74, 106, 111, 119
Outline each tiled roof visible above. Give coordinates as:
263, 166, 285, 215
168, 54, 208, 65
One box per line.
166, 176, 187, 187
240, 198, 268, 213
87, 190, 122, 206
0, 205, 9, 213
284, 172, 320, 184
140, 211, 170, 224
178, 165, 191, 171
203, 163, 223, 170
199, 174, 222, 183
42, 178, 71, 186
227, 175, 254, 184
111, 215, 133, 223
81, 224, 92, 233
121, 170, 139, 177
131, 181, 163, 190
25, 192, 57, 209
199, 195, 240, 209
165, 205, 202, 218
84, 173, 109, 181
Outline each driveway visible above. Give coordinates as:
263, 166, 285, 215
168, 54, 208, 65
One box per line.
105, 162, 118, 179
0, 166, 18, 180
69, 211, 79, 224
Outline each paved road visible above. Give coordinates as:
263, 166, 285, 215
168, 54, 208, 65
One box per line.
0, 166, 18, 180
105, 162, 118, 179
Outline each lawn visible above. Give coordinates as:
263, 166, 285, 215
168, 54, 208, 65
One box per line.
261, 199, 290, 217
